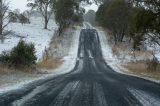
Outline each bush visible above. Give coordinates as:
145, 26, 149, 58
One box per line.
0, 51, 10, 65
0, 40, 37, 67
10, 40, 37, 67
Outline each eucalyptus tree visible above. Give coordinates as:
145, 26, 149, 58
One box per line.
96, 0, 131, 44
0, 0, 10, 42
27, 0, 54, 29
53, 0, 85, 36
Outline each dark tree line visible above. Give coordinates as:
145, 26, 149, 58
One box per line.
96, 0, 160, 50
96, 0, 130, 44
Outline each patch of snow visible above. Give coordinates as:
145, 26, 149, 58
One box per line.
98, 30, 118, 63
1, 17, 57, 61
49, 28, 81, 75
144, 34, 160, 61
0, 26, 81, 94
72, 59, 84, 74
88, 50, 93, 58
96, 26, 160, 84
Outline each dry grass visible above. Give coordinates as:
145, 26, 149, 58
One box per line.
122, 61, 160, 80
38, 29, 65, 70
0, 64, 10, 74
112, 43, 128, 56
122, 61, 147, 72
37, 58, 63, 69
0, 64, 41, 86
0, 64, 36, 74
112, 44, 121, 56
112, 42, 153, 60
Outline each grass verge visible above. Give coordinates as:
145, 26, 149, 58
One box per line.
122, 61, 160, 80
37, 58, 63, 69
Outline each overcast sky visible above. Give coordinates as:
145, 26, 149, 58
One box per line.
10, 0, 29, 12
10, 0, 98, 12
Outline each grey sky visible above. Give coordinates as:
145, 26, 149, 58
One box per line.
10, 0, 29, 12
10, 0, 98, 12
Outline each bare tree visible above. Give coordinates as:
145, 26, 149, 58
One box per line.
0, 0, 10, 42
27, 0, 54, 29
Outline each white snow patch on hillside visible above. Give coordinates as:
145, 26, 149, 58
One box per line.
98, 28, 160, 84
144, 35, 160, 61
49, 27, 81, 75
0, 26, 81, 94
0, 17, 57, 60
98, 31, 118, 63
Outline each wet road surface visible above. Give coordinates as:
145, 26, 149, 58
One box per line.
0, 29, 160, 106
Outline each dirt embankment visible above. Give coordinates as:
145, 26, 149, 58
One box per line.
37, 27, 74, 70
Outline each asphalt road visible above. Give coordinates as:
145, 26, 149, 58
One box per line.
0, 28, 160, 106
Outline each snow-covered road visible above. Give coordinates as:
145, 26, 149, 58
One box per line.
0, 26, 160, 106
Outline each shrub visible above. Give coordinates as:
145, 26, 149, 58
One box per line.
0, 51, 10, 65
0, 40, 37, 67
10, 40, 37, 67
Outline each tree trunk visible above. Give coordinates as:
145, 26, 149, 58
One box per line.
44, 5, 49, 30
114, 33, 117, 45
0, 0, 3, 42
120, 29, 125, 42
0, 23, 2, 36
129, 37, 132, 43
58, 25, 62, 36
0, 0, 2, 35
44, 17, 48, 29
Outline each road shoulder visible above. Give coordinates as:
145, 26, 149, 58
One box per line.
97, 27, 160, 84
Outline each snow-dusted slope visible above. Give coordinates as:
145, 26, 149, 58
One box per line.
97, 27, 160, 83
0, 17, 57, 60
0, 26, 81, 94
98, 30, 118, 63
49, 27, 81, 75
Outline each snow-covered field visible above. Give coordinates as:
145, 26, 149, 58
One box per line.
1, 17, 57, 61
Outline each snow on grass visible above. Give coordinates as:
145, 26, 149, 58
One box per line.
144, 34, 160, 61
96, 26, 160, 84
1, 17, 57, 60
0, 26, 81, 94
98, 30, 118, 63
50, 27, 81, 75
